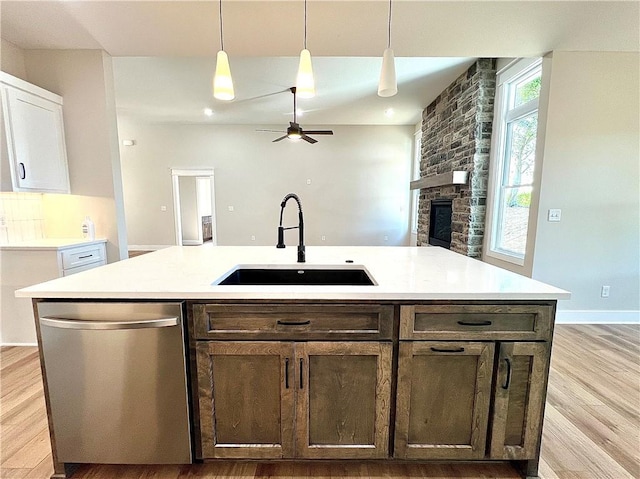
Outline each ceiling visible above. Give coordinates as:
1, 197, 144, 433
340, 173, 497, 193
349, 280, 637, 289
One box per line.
1, 1, 638, 126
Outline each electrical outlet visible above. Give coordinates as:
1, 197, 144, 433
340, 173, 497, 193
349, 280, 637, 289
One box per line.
321, 235, 326, 241
228, 206, 234, 212
384, 235, 389, 241
601, 285, 610, 298
251, 235, 256, 241
306, 179, 312, 185
0, 214, 6, 227
160, 206, 167, 212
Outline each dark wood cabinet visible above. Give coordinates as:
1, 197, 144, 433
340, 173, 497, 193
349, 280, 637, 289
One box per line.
193, 304, 393, 460
490, 342, 550, 460
192, 301, 555, 476
394, 341, 495, 460
295, 341, 392, 459
196, 341, 294, 458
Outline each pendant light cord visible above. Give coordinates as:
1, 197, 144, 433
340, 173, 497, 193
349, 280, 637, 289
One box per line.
219, 0, 224, 51
303, 0, 307, 49
387, 0, 392, 49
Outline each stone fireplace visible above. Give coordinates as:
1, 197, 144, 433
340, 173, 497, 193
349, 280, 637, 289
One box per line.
414, 59, 497, 258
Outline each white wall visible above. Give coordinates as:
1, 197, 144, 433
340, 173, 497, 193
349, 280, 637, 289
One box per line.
118, 120, 414, 247
22, 50, 127, 261
0, 39, 27, 79
532, 51, 639, 315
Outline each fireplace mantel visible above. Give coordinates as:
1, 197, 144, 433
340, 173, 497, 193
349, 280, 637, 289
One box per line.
410, 171, 469, 190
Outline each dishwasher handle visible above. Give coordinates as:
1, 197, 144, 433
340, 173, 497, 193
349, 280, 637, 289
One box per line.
40, 316, 180, 330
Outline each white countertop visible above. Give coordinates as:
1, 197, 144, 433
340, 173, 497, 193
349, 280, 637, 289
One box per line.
16, 245, 570, 301
0, 238, 106, 251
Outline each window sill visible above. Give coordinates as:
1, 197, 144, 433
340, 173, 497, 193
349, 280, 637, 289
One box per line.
485, 249, 525, 267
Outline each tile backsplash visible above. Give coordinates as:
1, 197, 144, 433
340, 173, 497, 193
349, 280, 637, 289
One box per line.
0, 192, 45, 244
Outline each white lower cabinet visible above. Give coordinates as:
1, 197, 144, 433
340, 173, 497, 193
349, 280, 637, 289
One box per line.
0, 241, 106, 344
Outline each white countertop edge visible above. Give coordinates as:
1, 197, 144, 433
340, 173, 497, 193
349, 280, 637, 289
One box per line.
18, 290, 570, 301
0, 238, 107, 251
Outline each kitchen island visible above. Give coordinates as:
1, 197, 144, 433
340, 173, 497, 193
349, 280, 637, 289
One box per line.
17, 245, 569, 479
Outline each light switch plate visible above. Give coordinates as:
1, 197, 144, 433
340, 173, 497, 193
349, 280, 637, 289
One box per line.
548, 209, 562, 222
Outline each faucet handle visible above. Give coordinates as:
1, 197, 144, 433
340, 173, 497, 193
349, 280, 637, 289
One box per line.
276, 226, 286, 248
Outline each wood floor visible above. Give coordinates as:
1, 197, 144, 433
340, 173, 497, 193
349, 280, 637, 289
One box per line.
1, 325, 638, 479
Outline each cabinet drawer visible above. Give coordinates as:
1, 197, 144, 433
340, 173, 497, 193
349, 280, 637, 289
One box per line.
62, 260, 105, 276
192, 304, 393, 340
400, 304, 553, 341
60, 244, 105, 270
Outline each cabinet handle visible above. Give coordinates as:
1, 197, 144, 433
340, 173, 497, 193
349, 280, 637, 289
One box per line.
430, 347, 465, 353
277, 320, 311, 326
78, 254, 93, 259
285, 358, 290, 389
457, 320, 492, 326
299, 358, 304, 389
18, 162, 26, 180
502, 358, 512, 390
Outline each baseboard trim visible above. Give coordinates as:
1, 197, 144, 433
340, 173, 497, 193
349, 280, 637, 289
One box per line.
556, 310, 640, 324
127, 245, 172, 251
1, 342, 38, 347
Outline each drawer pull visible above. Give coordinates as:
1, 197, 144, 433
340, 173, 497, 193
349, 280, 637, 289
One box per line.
277, 320, 311, 326
502, 358, 512, 389
430, 347, 465, 353
18, 162, 26, 180
457, 320, 493, 326
78, 254, 93, 259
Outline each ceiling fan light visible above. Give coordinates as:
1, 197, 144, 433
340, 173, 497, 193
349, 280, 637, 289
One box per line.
378, 48, 398, 98
213, 50, 235, 101
296, 49, 315, 99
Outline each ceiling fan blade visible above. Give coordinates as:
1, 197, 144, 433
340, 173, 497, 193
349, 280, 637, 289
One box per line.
257, 129, 285, 133
301, 134, 318, 144
303, 130, 334, 135
273, 135, 288, 142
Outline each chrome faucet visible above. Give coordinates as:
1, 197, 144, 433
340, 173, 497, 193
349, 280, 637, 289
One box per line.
276, 193, 305, 263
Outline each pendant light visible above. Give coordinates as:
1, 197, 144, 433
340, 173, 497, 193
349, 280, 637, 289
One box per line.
296, 0, 315, 99
213, 0, 234, 101
378, 0, 397, 97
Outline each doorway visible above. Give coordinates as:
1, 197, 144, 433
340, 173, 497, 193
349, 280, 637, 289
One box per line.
171, 169, 217, 246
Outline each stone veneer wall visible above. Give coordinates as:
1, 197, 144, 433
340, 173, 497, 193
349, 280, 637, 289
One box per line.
416, 59, 497, 257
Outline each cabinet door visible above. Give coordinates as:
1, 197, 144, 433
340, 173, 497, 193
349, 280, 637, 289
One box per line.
490, 342, 549, 460
295, 342, 392, 459
394, 341, 494, 460
196, 341, 295, 459
2, 86, 69, 193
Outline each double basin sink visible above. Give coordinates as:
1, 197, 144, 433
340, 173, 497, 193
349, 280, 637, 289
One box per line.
214, 265, 376, 286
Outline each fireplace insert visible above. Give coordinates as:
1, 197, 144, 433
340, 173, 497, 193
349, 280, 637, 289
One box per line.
429, 199, 452, 248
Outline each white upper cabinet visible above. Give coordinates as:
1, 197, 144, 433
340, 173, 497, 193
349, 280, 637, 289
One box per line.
1, 72, 70, 193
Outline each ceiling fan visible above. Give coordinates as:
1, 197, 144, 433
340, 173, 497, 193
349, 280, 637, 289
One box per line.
260, 87, 333, 144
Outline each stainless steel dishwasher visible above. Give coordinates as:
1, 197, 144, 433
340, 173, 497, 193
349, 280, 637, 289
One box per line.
37, 302, 192, 464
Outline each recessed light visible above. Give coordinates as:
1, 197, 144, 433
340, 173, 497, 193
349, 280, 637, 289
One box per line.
384, 108, 394, 118
203, 108, 214, 117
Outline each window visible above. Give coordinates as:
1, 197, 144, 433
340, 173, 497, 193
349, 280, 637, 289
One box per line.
486, 58, 542, 264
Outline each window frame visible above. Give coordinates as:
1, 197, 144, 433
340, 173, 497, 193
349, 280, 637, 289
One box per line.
485, 58, 543, 266
411, 130, 422, 235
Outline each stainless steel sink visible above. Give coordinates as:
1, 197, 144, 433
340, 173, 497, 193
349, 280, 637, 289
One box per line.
214, 265, 376, 286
